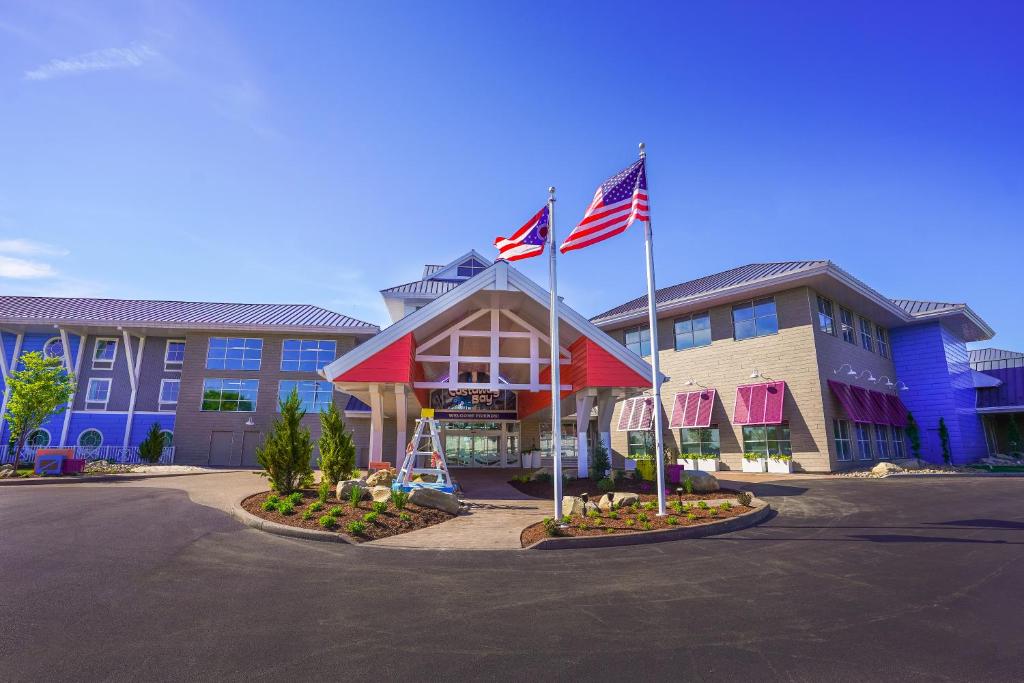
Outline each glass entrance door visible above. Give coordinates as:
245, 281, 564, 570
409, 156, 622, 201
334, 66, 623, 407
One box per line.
441, 422, 517, 467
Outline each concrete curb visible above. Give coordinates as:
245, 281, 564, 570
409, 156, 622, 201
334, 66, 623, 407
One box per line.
231, 495, 356, 545
0, 471, 231, 487
524, 496, 771, 550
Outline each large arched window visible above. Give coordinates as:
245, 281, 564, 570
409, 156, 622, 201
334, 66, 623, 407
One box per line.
77, 428, 103, 454
42, 337, 65, 360
28, 429, 51, 447
160, 430, 173, 447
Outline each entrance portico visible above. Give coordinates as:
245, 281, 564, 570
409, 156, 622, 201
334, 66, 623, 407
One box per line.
320, 260, 655, 474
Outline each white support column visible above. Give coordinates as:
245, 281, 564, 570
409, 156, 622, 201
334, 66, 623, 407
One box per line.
596, 390, 617, 472
0, 331, 24, 443
121, 330, 146, 448
368, 383, 384, 464
394, 384, 407, 466
575, 390, 596, 479
489, 309, 500, 384
59, 329, 87, 446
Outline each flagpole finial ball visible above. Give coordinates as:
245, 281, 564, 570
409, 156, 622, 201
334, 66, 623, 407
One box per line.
548, 186, 556, 194
639, 142, 646, 155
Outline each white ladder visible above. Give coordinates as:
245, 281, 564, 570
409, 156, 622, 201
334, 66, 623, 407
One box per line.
394, 417, 456, 493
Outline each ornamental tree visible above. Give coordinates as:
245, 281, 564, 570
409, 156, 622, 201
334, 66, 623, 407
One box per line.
317, 402, 355, 487
905, 412, 922, 461
938, 417, 952, 465
4, 352, 75, 463
256, 388, 313, 494
138, 422, 165, 464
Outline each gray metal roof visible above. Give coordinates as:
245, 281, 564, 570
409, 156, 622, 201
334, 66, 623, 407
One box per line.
422, 264, 445, 278
890, 299, 964, 316
970, 348, 1024, 363
0, 295, 378, 331
591, 261, 829, 323
380, 279, 462, 296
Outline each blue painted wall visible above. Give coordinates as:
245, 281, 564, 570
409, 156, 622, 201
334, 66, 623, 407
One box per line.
129, 413, 176, 445
890, 321, 986, 463
1, 332, 84, 444
67, 412, 128, 449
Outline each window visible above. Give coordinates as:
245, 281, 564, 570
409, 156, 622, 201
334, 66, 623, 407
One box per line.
77, 428, 103, 453
733, 298, 779, 341
833, 419, 853, 461
206, 337, 263, 371
627, 430, 654, 459
456, 258, 487, 278
540, 423, 578, 459
28, 429, 51, 447
859, 317, 874, 352
840, 308, 856, 344
279, 380, 334, 413
160, 430, 173, 447
201, 378, 259, 412
281, 339, 337, 372
892, 426, 906, 459
92, 338, 118, 369
164, 340, 185, 370
741, 423, 791, 456
43, 337, 65, 360
816, 296, 836, 336
85, 378, 111, 410
624, 326, 651, 357
875, 425, 891, 459
159, 379, 180, 409
674, 312, 711, 351
855, 423, 872, 460
875, 327, 889, 359
679, 426, 720, 458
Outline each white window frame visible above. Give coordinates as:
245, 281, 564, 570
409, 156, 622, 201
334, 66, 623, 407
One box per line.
833, 419, 853, 461
840, 308, 856, 345
28, 428, 52, 448
816, 296, 836, 336
673, 312, 712, 351
280, 339, 338, 372
205, 337, 263, 371
859, 317, 874, 352
159, 378, 180, 410
278, 379, 335, 413
77, 428, 104, 453
855, 423, 873, 460
892, 426, 906, 459
92, 337, 119, 370
875, 327, 889, 359
164, 339, 186, 371
875, 424, 891, 459
85, 377, 112, 411
42, 336, 65, 360
624, 326, 651, 357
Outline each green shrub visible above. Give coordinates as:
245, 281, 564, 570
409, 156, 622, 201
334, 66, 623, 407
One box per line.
348, 485, 363, 508
287, 491, 303, 505
906, 412, 922, 459
667, 516, 679, 525
371, 500, 388, 514
317, 478, 331, 504
625, 518, 635, 527
596, 478, 614, 493
346, 520, 366, 534
256, 389, 313, 494
670, 501, 684, 515
535, 472, 553, 484
560, 514, 571, 525
260, 499, 278, 512
608, 510, 619, 520
736, 492, 752, 506
277, 500, 296, 515
682, 476, 694, 495
138, 422, 166, 464
390, 489, 409, 510
641, 501, 656, 511
939, 417, 952, 465
318, 402, 356, 486
586, 508, 600, 519
329, 505, 343, 516
308, 501, 324, 512
636, 512, 650, 523
742, 452, 763, 461
318, 515, 338, 529
709, 508, 719, 517
613, 469, 626, 484
590, 442, 611, 480
642, 522, 653, 530
720, 501, 732, 511
768, 453, 792, 462
686, 513, 697, 521
399, 512, 412, 523
542, 517, 560, 537
302, 509, 315, 520
363, 511, 379, 523
697, 501, 709, 510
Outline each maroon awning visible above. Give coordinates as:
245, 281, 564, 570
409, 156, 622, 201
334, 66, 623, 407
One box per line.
733, 381, 786, 425
881, 391, 909, 427
617, 396, 654, 431
850, 385, 887, 424
669, 389, 717, 429
828, 379, 872, 422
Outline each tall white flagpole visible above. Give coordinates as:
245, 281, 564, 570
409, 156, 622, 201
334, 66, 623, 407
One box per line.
547, 186, 563, 520
639, 142, 668, 516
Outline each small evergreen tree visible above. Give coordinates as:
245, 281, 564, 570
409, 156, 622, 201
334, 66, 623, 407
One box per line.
4, 352, 75, 462
589, 441, 610, 480
317, 402, 355, 487
256, 389, 313, 494
138, 422, 165, 464
1006, 415, 1022, 454
938, 417, 951, 465
905, 412, 922, 461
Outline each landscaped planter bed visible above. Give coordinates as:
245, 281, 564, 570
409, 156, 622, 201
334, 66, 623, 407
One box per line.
508, 477, 740, 501
520, 493, 756, 547
242, 490, 455, 543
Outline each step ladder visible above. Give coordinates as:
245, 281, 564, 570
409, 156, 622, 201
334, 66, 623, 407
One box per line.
394, 417, 456, 494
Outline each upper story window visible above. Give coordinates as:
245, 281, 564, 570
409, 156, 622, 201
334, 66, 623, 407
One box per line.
281, 339, 337, 372
85, 378, 111, 410
206, 337, 263, 371
279, 380, 334, 413
733, 297, 778, 341
159, 379, 180, 410
164, 340, 185, 371
201, 378, 258, 412
816, 296, 835, 336
875, 326, 889, 359
858, 317, 874, 352
92, 338, 118, 370
456, 258, 487, 278
43, 337, 65, 361
674, 312, 711, 351
840, 308, 856, 344
624, 326, 651, 357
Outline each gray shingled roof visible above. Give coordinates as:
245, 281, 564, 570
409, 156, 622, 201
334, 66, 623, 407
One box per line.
591, 261, 829, 323
380, 279, 462, 296
890, 299, 964, 316
0, 295, 378, 331
970, 348, 1024, 363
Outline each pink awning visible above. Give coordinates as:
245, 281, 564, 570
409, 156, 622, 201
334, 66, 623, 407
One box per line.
879, 391, 909, 427
617, 396, 654, 431
733, 381, 786, 425
616, 397, 635, 431
828, 380, 872, 422
849, 385, 887, 424
669, 389, 717, 429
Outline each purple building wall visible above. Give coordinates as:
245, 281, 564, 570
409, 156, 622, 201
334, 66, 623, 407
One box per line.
977, 367, 1024, 409
890, 321, 987, 463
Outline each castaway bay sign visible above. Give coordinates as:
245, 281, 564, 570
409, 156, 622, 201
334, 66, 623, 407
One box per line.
429, 387, 517, 420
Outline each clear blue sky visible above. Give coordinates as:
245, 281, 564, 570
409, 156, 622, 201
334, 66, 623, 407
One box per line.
1, 1, 1021, 348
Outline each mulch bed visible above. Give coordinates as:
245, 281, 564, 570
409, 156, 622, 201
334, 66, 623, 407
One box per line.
508, 477, 741, 501
520, 493, 754, 547
242, 489, 456, 543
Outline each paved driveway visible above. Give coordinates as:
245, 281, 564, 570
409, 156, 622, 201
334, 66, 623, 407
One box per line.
1, 475, 1022, 681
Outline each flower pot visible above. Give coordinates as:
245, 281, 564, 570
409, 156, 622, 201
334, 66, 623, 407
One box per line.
679, 458, 697, 470
676, 458, 687, 466
697, 458, 719, 472
742, 457, 766, 473
766, 457, 792, 474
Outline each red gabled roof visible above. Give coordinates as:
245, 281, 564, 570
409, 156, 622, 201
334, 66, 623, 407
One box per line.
332, 333, 417, 383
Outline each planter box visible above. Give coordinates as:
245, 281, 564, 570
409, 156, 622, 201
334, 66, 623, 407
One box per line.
766, 457, 792, 474
679, 458, 721, 472
742, 458, 766, 473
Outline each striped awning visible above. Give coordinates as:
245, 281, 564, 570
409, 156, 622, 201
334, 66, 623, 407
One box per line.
830, 380, 909, 426
669, 389, 716, 429
850, 385, 888, 424
828, 380, 871, 422
733, 381, 786, 425
616, 396, 654, 431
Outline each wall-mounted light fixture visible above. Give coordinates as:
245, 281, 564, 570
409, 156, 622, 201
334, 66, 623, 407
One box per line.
684, 378, 707, 388
857, 370, 877, 383
833, 363, 858, 377
877, 375, 896, 388
244, 417, 255, 427
895, 381, 910, 392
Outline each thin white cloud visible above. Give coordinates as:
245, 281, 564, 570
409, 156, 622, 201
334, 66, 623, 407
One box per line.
0, 238, 69, 256
24, 42, 157, 81
0, 254, 56, 279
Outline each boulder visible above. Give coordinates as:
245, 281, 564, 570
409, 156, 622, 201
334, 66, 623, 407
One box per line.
336, 478, 368, 502
892, 458, 923, 470
561, 496, 589, 516
676, 470, 720, 493
871, 462, 904, 477
409, 487, 461, 515
370, 486, 393, 503
366, 468, 395, 487
598, 491, 639, 512
413, 473, 438, 483
0, 465, 14, 479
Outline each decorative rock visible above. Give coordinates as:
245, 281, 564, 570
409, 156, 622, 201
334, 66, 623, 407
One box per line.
0, 465, 14, 479
370, 486, 392, 503
409, 487, 461, 515
676, 470, 720, 493
871, 462, 904, 477
413, 473, 438, 483
598, 491, 639, 512
366, 468, 395, 487
336, 478, 368, 502
561, 496, 588, 516
892, 458, 923, 470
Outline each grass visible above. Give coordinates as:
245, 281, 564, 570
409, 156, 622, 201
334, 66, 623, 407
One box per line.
969, 464, 1024, 472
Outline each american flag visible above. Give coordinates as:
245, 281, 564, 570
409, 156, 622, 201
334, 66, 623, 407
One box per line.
560, 158, 649, 253
494, 205, 549, 261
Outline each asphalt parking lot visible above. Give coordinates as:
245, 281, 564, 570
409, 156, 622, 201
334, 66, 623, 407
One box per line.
1, 475, 1022, 681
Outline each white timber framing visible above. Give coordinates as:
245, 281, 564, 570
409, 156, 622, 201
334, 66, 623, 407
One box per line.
367, 383, 384, 463
575, 389, 597, 478
59, 327, 88, 446
121, 329, 147, 448
0, 330, 25, 441
394, 384, 407, 463
413, 307, 572, 392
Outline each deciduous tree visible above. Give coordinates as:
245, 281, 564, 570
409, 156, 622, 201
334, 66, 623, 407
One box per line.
4, 352, 75, 463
